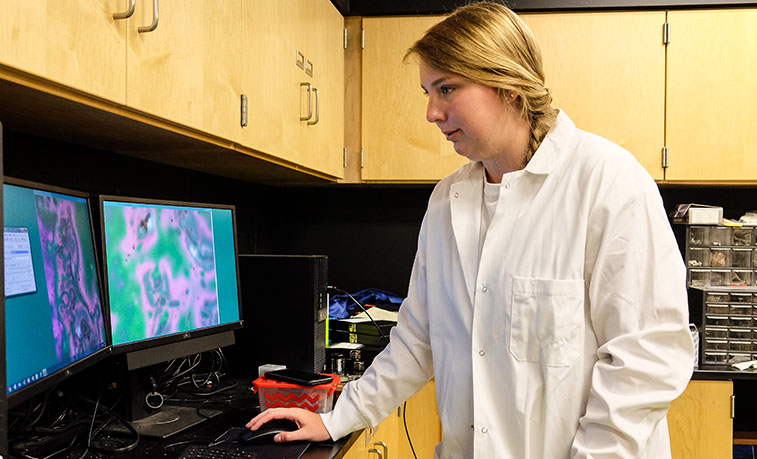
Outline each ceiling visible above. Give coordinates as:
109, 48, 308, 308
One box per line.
331, 0, 757, 15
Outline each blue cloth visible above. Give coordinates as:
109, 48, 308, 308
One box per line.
329, 288, 404, 319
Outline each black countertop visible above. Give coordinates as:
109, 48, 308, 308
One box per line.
8, 379, 359, 459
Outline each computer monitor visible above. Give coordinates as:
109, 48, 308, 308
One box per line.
3, 177, 109, 408
99, 195, 243, 437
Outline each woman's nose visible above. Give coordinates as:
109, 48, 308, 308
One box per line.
426, 97, 445, 123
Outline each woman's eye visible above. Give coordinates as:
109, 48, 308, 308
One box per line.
440, 86, 454, 95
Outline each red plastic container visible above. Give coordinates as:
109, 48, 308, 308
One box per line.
252, 373, 340, 413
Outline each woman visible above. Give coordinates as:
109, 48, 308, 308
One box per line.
247, 3, 694, 457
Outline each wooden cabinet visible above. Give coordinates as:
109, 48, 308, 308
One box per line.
361, 16, 465, 182
240, 0, 344, 180
521, 11, 667, 181
0, 0, 127, 104
668, 379, 733, 459
0, 0, 344, 182
397, 379, 441, 459
665, 9, 757, 182
125, 0, 242, 141
342, 380, 441, 458
359, 12, 666, 182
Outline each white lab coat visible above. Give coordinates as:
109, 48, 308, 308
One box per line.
322, 111, 694, 458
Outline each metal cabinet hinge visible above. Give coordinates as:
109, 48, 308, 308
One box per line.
361, 29, 365, 49
344, 29, 348, 49
343, 147, 348, 168
361, 148, 364, 168
240, 94, 248, 127
732, 395, 736, 419
663, 23, 671, 45
662, 146, 669, 169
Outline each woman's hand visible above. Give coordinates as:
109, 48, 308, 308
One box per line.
245, 407, 332, 443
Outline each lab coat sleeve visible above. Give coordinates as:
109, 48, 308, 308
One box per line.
320, 213, 434, 440
571, 167, 694, 458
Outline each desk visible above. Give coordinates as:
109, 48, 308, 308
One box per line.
10, 379, 355, 459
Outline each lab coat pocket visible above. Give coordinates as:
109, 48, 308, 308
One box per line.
510, 277, 585, 366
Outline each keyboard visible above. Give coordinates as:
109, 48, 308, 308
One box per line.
179, 444, 257, 459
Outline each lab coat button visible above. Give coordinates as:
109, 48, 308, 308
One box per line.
479, 349, 485, 356
481, 427, 488, 434
481, 284, 488, 293
504, 182, 510, 189
454, 192, 459, 198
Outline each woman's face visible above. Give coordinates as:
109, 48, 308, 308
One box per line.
420, 63, 527, 165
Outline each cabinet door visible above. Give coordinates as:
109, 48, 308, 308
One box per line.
666, 9, 757, 182
240, 0, 343, 179
0, 0, 126, 103
293, 0, 345, 178
398, 380, 441, 459
361, 16, 467, 182
667, 379, 733, 459
341, 429, 370, 459
521, 11, 666, 180
239, 0, 294, 159
126, 0, 241, 140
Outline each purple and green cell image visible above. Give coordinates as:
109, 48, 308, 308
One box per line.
34, 194, 105, 361
104, 204, 221, 345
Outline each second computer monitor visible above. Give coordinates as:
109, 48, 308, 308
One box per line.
100, 196, 242, 355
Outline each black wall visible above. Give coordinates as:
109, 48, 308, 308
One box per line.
3, 130, 430, 297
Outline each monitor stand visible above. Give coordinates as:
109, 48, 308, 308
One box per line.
106, 404, 222, 438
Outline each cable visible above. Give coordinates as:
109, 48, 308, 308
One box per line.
327, 286, 390, 344
72, 394, 140, 454
402, 401, 418, 459
76, 394, 100, 459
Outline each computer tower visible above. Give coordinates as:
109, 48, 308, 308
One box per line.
227, 254, 328, 378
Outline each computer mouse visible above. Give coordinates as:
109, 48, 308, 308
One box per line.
239, 419, 299, 444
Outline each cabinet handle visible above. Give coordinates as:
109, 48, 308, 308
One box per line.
368, 448, 384, 459
113, 0, 135, 19
307, 87, 320, 125
373, 441, 388, 459
300, 82, 313, 121
138, 0, 159, 33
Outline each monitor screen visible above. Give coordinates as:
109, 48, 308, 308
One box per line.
100, 197, 241, 350
3, 179, 108, 404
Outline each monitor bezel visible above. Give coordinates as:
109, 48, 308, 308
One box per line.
3, 176, 111, 408
98, 194, 244, 357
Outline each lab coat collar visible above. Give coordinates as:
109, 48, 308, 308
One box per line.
523, 109, 575, 176
449, 163, 484, 303
447, 110, 575, 303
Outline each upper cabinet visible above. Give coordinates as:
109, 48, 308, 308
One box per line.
239, 0, 344, 180
361, 17, 465, 182
0, 0, 344, 181
360, 12, 667, 182
665, 9, 757, 182
0, 0, 127, 104
521, 11, 666, 181
125, 0, 242, 142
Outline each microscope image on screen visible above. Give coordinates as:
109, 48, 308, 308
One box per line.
34, 194, 105, 361
104, 205, 222, 344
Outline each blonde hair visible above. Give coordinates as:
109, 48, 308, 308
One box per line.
406, 1, 557, 165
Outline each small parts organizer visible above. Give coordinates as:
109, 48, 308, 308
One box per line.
686, 225, 757, 288
690, 288, 757, 368
684, 224, 757, 368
